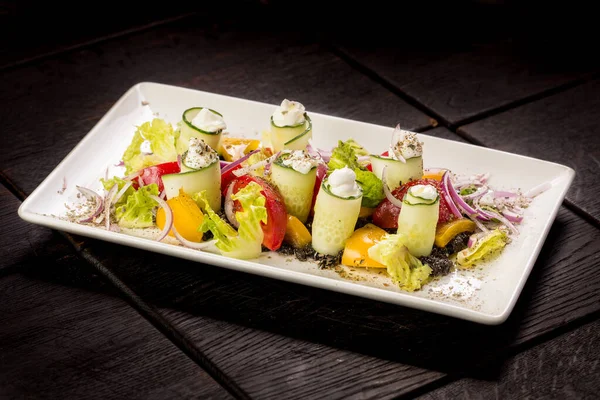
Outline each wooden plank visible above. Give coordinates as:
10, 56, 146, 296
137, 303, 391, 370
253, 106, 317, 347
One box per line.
0, 274, 231, 400
416, 319, 600, 400
0, 2, 195, 69
75, 205, 600, 398
0, 184, 230, 398
331, 3, 598, 126
458, 80, 600, 223
0, 18, 432, 195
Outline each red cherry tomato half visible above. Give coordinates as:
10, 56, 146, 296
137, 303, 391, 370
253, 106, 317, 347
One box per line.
372, 178, 453, 229
133, 161, 180, 193
231, 175, 287, 251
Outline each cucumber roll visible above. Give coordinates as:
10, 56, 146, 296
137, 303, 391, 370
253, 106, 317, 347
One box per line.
178, 107, 226, 154
162, 137, 221, 211
270, 150, 319, 223
270, 99, 312, 152
312, 167, 363, 256
396, 184, 440, 257
370, 126, 424, 190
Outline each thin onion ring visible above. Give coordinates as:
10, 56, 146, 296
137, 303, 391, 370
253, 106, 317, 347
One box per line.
381, 166, 404, 208
75, 186, 104, 223
171, 224, 219, 251
104, 184, 119, 230
149, 195, 173, 242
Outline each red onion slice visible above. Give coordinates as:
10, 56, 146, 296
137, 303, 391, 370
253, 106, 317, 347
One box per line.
494, 190, 518, 198
114, 181, 133, 204
124, 170, 142, 181
485, 209, 519, 236
501, 209, 524, 223
104, 184, 119, 230
75, 186, 104, 223
171, 224, 219, 251
462, 185, 488, 201
177, 154, 182, 170
382, 166, 404, 208
524, 181, 551, 198
137, 176, 145, 188
440, 172, 463, 219
149, 195, 173, 242
445, 172, 491, 221
220, 160, 231, 169
221, 149, 261, 176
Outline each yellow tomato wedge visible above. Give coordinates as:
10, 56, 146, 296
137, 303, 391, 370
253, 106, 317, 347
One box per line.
342, 223, 387, 268
358, 206, 375, 218
156, 189, 204, 242
422, 169, 446, 181
284, 215, 312, 248
218, 137, 261, 162
434, 218, 477, 248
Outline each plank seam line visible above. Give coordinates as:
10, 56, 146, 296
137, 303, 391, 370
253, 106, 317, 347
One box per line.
0, 12, 198, 73
327, 41, 599, 137
395, 310, 600, 400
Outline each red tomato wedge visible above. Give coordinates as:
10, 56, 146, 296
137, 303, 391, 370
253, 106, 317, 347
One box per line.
372, 178, 453, 229
231, 175, 287, 251
133, 161, 180, 193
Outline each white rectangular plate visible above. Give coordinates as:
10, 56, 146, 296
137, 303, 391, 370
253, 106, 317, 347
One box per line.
19, 82, 575, 325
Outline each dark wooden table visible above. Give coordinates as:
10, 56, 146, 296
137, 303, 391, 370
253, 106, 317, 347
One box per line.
2, 2, 599, 399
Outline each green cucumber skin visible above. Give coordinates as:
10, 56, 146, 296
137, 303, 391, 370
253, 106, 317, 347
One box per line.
270, 114, 312, 152
177, 108, 223, 154
311, 186, 362, 256
396, 196, 439, 257
162, 161, 221, 211
370, 155, 423, 190
271, 163, 316, 223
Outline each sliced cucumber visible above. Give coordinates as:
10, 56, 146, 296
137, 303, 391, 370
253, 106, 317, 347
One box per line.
270, 161, 316, 223
396, 187, 439, 257
311, 183, 362, 256
270, 114, 312, 152
162, 160, 221, 211
177, 107, 223, 154
370, 155, 423, 191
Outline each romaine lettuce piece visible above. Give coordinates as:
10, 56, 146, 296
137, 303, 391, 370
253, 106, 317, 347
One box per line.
115, 183, 159, 228
100, 176, 134, 207
328, 140, 385, 208
122, 118, 179, 174
368, 233, 432, 291
198, 181, 267, 259
457, 229, 507, 267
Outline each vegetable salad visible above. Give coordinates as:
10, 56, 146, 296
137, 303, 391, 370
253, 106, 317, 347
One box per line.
68, 100, 550, 292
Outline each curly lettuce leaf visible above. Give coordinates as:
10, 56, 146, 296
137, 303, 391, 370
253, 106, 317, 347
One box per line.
328, 140, 385, 207
122, 118, 179, 174
115, 183, 159, 228
198, 182, 267, 259
100, 176, 134, 208
457, 229, 507, 267
368, 233, 432, 291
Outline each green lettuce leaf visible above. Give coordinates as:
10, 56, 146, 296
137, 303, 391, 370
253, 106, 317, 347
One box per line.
327, 140, 385, 207
368, 233, 432, 291
198, 181, 267, 259
122, 118, 179, 174
457, 229, 507, 267
100, 176, 134, 208
115, 183, 159, 228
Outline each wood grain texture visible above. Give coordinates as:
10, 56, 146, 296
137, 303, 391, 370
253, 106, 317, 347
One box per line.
73, 206, 600, 398
0, 273, 231, 400
417, 319, 600, 400
458, 80, 600, 223
330, 2, 599, 126
0, 16, 432, 195
0, 2, 196, 69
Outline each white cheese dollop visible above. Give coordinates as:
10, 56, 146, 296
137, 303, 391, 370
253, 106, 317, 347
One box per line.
280, 150, 319, 174
327, 167, 362, 198
184, 137, 218, 169
409, 184, 438, 200
272, 99, 306, 127
191, 108, 226, 132
390, 126, 423, 160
